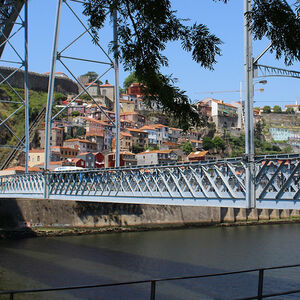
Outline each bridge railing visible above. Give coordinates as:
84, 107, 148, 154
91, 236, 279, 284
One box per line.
0, 154, 299, 209
1, 263, 300, 299
0, 172, 44, 198
255, 155, 300, 208
46, 158, 247, 207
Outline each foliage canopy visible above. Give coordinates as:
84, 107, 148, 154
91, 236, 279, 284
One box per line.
273, 105, 282, 113
83, 0, 300, 129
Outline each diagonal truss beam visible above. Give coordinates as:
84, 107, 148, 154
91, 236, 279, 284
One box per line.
0, 0, 29, 171
255, 64, 300, 79
44, 0, 120, 189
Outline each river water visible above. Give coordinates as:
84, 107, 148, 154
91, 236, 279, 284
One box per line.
1, 224, 300, 299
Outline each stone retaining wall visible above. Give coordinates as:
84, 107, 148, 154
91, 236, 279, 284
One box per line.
0, 67, 78, 94
0, 199, 298, 229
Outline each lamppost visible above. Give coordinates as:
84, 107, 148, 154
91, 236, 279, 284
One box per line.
244, 0, 268, 208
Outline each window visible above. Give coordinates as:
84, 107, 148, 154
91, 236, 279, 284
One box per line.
37, 156, 40, 161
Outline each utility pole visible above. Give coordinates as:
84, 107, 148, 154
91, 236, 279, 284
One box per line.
244, 0, 256, 208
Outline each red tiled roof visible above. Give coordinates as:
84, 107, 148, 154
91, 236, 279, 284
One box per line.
29, 167, 43, 172
2, 166, 25, 171
1, 166, 43, 172
140, 125, 156, 131
72, 158, 83, 163
121, 132, 133, 137
29, 149, 45, 153
190, 140, 202, 144
82, 117, 108, 126
51, 146, 79, 151
137, 150, 173, 155
169, 127, 183, 131
64, 139, 96, 144
163, 142, 178, 146
84, 82, 99, 86
188, 151, 208, 158
86, 131, 104, 137
151, 124, 168, 129
36, 161, 64, 166
120, 99, 134, 103
120, 112, 138, 116
126, 128, 147, 133
78, 152, 92, 156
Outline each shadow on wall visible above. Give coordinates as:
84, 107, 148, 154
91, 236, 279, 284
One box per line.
0, 198, 35, 238
75, 202, 143, 226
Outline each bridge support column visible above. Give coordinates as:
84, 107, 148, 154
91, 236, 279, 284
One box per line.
44, 0, 63, 198
258, 209, 270, 220
269, 209, 280, 219
221, 208, 235, 223
246, 208, 258, 221
235, 208, 247, 221
291, 209, 300, 217
280, 209, 290, 219
244, 0, 256, 208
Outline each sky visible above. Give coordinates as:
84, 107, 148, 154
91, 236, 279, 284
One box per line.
2, 0, 300, 108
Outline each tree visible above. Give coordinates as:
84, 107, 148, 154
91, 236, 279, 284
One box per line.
212, 136, 225, 151
81, 94, 92, 101
251, 0, 300, 66
273, 105, 282, 113
263, 106, 271, 113
182, 142, 193, 155
202, 136, 214, 150
82, 71, 103, 84
54, 92, 67, 103
83, 0, 300, 129
206, 122, 216, 139
72, 126, 86, 138
132, 143, 144, 153
286, 107, 295, 114
255, 121, 263, 141
71, 111, 80, 117
123, 72, 140, 90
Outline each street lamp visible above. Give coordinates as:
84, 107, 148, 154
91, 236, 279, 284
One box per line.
255, 80, 267, 85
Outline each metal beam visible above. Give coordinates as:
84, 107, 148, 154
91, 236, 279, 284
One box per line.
113, 9, 120, 167
244, 0, 255, 208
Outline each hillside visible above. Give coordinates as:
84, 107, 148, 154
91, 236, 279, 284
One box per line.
261, 113, 300, 133
0, 85, 48, 164
259, 113, 300, 153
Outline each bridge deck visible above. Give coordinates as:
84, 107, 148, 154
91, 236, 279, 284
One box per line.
0, 154, 299, 209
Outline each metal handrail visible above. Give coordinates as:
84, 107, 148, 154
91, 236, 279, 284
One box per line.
1, 263, 300, 299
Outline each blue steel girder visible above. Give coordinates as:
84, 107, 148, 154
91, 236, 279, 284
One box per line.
0, 0, 24, 58
1, 155, 299, 209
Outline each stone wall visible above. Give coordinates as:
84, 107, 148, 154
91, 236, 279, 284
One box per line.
0, 67, 78, 94
0, 198, 298, 229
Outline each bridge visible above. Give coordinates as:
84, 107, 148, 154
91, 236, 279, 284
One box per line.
0, 1, 300, 210
0, 154, 299, 209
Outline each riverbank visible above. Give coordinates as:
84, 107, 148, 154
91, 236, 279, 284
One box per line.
2, 216, 300, 240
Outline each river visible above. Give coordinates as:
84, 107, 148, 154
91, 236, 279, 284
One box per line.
1, 224, 300, 299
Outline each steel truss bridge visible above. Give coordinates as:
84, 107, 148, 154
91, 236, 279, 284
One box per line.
0, 154, 299, 209
1, 1, 300, 210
